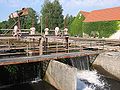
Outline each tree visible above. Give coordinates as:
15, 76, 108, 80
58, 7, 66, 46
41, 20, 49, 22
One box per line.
7, 8, 38, 31
64, 14, 75, 29
0, 21, 9, 34
0, 8, 39, 34
69, 13, 84, 36
20, 8, 38, 30
41, 0, 64, 30
0, 21, 9, 29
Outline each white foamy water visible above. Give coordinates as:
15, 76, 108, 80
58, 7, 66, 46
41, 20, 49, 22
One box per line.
77, 70, 109, 90
31, 77, 42, 83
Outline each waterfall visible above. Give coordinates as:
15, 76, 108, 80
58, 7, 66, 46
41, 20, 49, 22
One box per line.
58, 56, 109, 90
70, 56, 90, 70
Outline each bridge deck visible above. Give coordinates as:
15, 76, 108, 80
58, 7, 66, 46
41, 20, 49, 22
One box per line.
0, 51, 99, 66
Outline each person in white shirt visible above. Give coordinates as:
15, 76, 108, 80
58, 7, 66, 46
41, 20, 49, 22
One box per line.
64, 28, 68, 35
13, 25, 18, 37
30, 27, 36, 35
55, 27, 59, 36
44, 28, 49, 36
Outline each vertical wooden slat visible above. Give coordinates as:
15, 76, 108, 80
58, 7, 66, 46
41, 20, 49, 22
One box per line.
65, 36, 69, 53
39, 38, 43, 55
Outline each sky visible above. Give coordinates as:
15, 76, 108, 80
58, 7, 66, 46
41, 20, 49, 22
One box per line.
0, 0, 120, 21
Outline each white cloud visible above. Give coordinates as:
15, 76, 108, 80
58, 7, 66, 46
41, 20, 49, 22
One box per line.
61, 0, 120, 16
63, 0, 120, 10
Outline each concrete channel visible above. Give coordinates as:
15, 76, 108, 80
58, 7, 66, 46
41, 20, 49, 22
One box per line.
93, 51, 120, 80
44, 60, 77, 90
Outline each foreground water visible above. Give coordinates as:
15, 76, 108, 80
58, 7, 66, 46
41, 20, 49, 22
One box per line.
0, 81, 57, 90
77, 70, 120, 90
0, 70, 120, 90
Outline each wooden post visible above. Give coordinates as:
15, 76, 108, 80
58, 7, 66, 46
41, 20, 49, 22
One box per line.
27, 45, 29, 56
56, 42, 58, 53
29, 38, 31, 50
8, 39, 10, 49
33, 38, 35, 50
39, 38, 43, 55
43, 37, 48, 54
65, 36, 69, 53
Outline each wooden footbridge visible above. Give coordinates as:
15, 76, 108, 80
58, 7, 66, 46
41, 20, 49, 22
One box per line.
0, 35, 120, 66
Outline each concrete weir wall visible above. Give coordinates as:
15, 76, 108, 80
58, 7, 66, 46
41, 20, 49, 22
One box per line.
44, 60, 77, 90
93, 51, 120, 80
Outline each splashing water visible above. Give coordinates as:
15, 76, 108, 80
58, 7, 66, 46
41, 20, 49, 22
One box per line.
77, 70, 109, 90
31, 77, 42, 83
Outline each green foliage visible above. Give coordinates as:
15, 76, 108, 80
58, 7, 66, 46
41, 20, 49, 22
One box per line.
20, 8, 39, 31
0, 8, 38, 31
83, 21, 119, 38
0, 21, 9, 29
65, 14, 75, 29
41, 0, 64, 29
4, 65, 18, 74
0, 8, 39, 34
69, 13, 85, 36
0, 21, 9, 33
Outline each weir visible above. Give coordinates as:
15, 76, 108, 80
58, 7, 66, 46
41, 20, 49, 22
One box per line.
0, 35, 120, 90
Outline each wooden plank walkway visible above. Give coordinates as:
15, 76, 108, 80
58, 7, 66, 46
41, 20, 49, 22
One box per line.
0, 51, 99, 66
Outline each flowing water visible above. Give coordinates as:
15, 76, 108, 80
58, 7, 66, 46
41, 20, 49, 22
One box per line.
77, 70, 120, 90
77, 70, 109, 90
68, 56, 120, 90
0, 56, 120, 90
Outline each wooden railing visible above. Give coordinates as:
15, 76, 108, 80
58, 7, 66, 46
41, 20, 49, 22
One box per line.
0, 36, 120, 59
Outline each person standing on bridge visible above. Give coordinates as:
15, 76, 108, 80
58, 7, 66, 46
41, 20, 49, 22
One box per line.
55, 27, 59, 36
30, 27, 36, 35
13, 25, 21, 38
44, 28, 49, 36
64, 28, 68, 36
13, 25, 18, 37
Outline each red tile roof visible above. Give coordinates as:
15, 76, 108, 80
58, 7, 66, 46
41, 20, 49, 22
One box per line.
80, 11, 89, 17
82, 7, 120, 22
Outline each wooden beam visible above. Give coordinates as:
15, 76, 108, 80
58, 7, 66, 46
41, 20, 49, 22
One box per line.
0, 51, 99, 66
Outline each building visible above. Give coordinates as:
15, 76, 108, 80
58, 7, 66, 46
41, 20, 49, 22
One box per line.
80, 7, 120, 38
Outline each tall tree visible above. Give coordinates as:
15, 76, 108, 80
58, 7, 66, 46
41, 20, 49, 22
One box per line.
65, 14, 75, 29
41, 0, 64, 30
0, 21, 9, 34
21, 8, 38, 29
